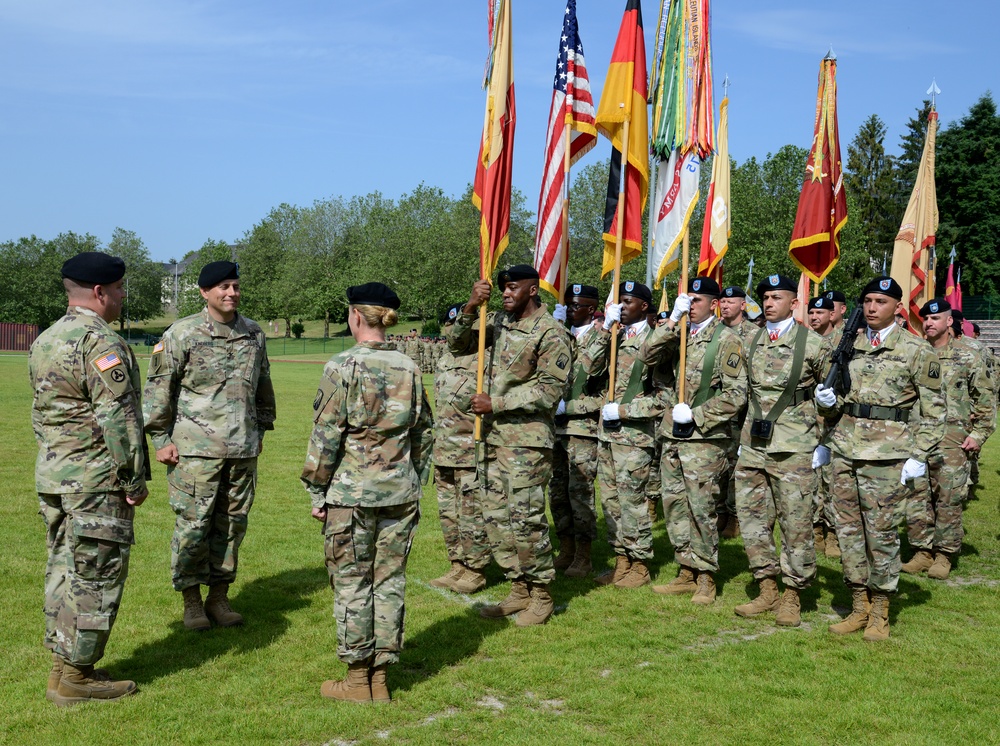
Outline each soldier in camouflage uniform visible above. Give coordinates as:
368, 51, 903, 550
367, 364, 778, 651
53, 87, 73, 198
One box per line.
816, 277, 945, 641
302, 283, 432, 704
585, 281, 664, 588
901, 299, 996, 579
824, 289, 848, 329
639, 276, 748, 605
30, 252, 148, 706
732, 275, 832, 627
447, 265, 571, 626
144, 261, 276, 630
429, 304, 491, 593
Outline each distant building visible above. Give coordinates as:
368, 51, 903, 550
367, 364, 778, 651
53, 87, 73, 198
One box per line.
160, 244, 240, 312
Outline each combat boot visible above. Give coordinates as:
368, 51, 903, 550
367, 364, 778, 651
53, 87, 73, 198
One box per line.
553, 535, 576, 571
813, 524, 825, 554
429, 561, 464, 589
614, 559, 650, 588
775, 588, 802, 627
182, 586, 211, 631
369, 663, 391, 703
564, 542, 592, 578
928, 552, 952, 580
734, 577, 780, 617
51, 663, 136, 707
722, 515, 741, 539
594, 555, 631, 586
514, 583, 554, 627
479, 580, 531, 618
321, 661, 372, 702
691, 572, 716, 605
824, 528, 841, 558
204, 583, 244, 627
452, 567, 487, 594
47, 655, 109, 702
829, 588, 870, 635
652, 566, 698, 595
863, 593, 890, 641
901, 549, 933, 575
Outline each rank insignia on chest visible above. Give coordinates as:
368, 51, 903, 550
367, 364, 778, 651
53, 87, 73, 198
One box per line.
95, 352, 121, 371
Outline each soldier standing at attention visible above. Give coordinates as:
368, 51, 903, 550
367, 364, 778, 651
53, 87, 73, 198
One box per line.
30, 252, 148, 706
429, 303, 491, 594
732, 275, 831, 627
806, 295, 841, 558
640, 277, 747, 605
447, 265, 571, 626
824, 290, 848, 329
815, 277, 945, 641
901, 299, 995, 579
144, 261, 276, 630
807, 296, 836, 338
719, 286, 759, 343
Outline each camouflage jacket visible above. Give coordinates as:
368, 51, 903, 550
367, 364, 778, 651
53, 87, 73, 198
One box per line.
447, 304, 571, 449
739, 323, 832, 465
432, 348, 477, 468
639, 316, 747, 442
143, 309, 276, 458
819, 325, 945, 460
583, 323, 664, 448
932, 338, 996, 449
29, 307, 147, 498
725, 318, 760, 347
301, 342, 433, 509
560, 323, 606, 439
957, 336, 1000, 399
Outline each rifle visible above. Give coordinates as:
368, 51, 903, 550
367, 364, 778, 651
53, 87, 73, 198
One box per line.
823, 306, 865, 394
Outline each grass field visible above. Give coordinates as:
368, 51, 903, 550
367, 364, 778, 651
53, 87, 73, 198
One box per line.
2, 352, 999, 745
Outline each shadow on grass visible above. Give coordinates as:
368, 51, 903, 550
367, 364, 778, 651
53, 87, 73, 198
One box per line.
115, 567, 327, 685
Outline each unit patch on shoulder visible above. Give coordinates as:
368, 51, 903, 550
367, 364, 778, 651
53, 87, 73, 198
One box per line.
556, 354, 569, 370
928, 362, 940, 379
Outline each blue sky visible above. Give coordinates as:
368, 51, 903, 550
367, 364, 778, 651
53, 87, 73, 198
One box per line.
0, 0, 993, 262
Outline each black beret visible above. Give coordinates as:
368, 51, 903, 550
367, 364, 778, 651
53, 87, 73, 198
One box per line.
918, 298, 951, 318
347, 282, 400, 309
721, 285, 745, 298
808, 296, 832, 310
688, 276, 721, 297
198, 261, 239, 288
755, 274, 797, 298
497, 264, 539, 284
61, 252, 126, 284
951, 309, 965, 321
824, 290, 847, 303
440, 302, 465, 323
567, 283, 600, 301
618, 280, 652, 306
860, 276, 903, 301
972, 323, 981, 334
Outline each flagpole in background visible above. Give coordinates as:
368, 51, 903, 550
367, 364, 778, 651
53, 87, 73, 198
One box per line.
608, 114, 631, 396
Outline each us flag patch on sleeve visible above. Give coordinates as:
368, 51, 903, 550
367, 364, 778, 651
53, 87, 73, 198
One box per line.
153, 341, 164, 353
95, 352, 122, 371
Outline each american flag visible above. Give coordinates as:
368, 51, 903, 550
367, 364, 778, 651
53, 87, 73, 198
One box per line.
533, 0, 597, 299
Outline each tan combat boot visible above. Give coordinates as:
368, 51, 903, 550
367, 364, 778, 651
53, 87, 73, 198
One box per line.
927, 552, 952, 580
369, 663, 391, 703
813, 524, 825, 554
734, 577, 780, 618
182, 586, 211, 631
829, 588, 870, 635
615, 559, 650, 588
863, 593, 890, 641
775, 588, 802, 627
452, 567, 487, 594
321, 661, 372, 702
564, 542, 592, 578
652, 566, 698, 595
47, 655, 109, 702
479, 580, 531, 618
901, 549, 934, 575
691, 572, 716, 605
722, 515, 741, 539
429, 561, 464, 589
824, 528, 841, 558
594, 555, 631, 586
553, 535, 576, 571
51, 663, 136, 707
204, 583, 244, 627
514, 584, 554, 627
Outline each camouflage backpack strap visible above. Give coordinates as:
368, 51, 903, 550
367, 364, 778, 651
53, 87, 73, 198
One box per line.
748, 323, 809, 423
690, 322, 726, 408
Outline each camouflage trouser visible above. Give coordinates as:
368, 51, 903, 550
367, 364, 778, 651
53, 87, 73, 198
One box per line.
735, 452, 818, 589
434, 465, 490, 570
905, 445, 969, 554
829, 455, 908, 593
39, 492, 134, 666
598, 442, 654, 560
813, 461, 834, 528
478, 444, 555, 584
968, 451, 980, 487
550, 435, 599, 542
660, 440, 728, 572
167, 456, 257, 591
646, 438, 662, 504
324, 500, 419, 667
716, 437, 739, 518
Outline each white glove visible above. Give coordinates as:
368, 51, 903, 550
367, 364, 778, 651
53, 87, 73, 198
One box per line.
737, 446, 742, 457
669, 294, 692, 323
602, 402, 620, 422
555, 399, 566, 416
815, 384, 837, 407
553, 303, 567, 322
812, 445, 831, 469
672, 402, 693, 424
603, 303, 623, 330
900, 458, 926, 484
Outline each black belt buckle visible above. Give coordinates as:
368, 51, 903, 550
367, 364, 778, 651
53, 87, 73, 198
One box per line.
750, 418, 773, 441
604, 419, 623, 432
554, 413, 569, 427
672, 420, 695, 438
858, 404, 872, 419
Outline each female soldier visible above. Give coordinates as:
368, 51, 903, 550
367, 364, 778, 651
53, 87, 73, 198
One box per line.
301, 282, 433, 703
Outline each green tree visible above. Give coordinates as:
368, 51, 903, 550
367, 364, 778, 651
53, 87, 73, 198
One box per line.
106, 227, 164, 332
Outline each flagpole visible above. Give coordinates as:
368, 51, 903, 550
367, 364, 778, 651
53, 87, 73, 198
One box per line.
608, 115, 631, 400
677, 226, 689, 403
558, 123, 572, 305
